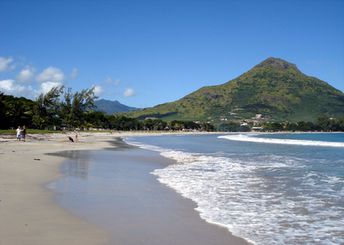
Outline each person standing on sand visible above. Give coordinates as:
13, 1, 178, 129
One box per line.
74, 130, 78, 142
16, 126, 21, 141
21, 125, 26, 142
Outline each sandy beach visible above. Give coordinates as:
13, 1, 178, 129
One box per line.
0, 132, 248, 245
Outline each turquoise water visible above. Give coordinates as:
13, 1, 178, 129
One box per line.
126, 133, 344, 245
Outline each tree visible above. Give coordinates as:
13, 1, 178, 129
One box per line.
84, 111, 109, 129
33, 86, 63, 129
317, 116, 331, 131
60, 87, 97, 128
262, 122, 283, 131
218, 122, 242, 132
143, 119, 167, 130
0, 92, 6, 128
0, 93, 35, 129
60, 88, 73, 128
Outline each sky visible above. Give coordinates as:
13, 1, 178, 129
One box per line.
0, 0, 343, 108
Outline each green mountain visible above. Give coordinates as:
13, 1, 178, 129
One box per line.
94, 99, 138, 114
127, 57, 344, 122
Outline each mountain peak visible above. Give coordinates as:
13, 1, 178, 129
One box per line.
94, 99, 138, 114
127, 57, 344, 122
255, 57, 298, 71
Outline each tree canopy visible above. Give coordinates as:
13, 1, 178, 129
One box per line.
0, 87, 214, 131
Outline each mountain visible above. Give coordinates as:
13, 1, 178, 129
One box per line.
127, 57, 344, 122
94, 99, 138, 114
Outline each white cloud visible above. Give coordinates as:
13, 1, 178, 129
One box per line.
0, 79, 35, 97
0, 57, 15, 72
124, 88, 135, 97
0, 62, 66, 98
106, 77, 120, 86
93, 85, 103, 97
0, 79, 15, 91
35, 67, 64, 94
36, 66, 64, 83
0, 78, 60, 97
40, 81, 63, 94
17, 66, 35, 82
70, 68, 78, 80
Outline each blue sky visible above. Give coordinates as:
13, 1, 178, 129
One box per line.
0, 0, 343, 108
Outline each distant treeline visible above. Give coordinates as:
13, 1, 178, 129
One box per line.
0, 88, 214, 131
1, 88, 343, 132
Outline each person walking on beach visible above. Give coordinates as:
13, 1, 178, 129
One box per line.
21, 125, 26, 142
16, 126, 21, 141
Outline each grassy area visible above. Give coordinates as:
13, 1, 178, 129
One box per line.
0, 129, 58, 135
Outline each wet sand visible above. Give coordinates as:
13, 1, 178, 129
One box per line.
0, 133, 114, 245
51, 141, 249, 245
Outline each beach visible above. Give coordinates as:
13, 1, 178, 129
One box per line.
0, 132, 248, 245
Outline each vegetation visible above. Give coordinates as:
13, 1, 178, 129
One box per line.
125, 57, 344, 123
0, 92, 36, 129
260, 117, 344, 132
0, 129, 57, 135
0, 89, 214, 132
1, 88, 343, 132
217, 122, 251, 132
216, 117, 344, 132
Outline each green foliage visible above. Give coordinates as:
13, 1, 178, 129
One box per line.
260, 117, 344, 132
1, 88, 343, 132
0, 92, 35, 129
33, 86, 64, 129
218, 122, 250, 132
60, 87, 97, 128
0, 86, 97, 130
102, 116, 213, 131
262, 122, 284, 131
316, 116, 344, 131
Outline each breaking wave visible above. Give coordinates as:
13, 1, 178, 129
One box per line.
218, 134, 344, 147
126, 137, 344, 244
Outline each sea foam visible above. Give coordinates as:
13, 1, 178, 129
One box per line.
126, 137, 344, 245
218, 134, 344, 147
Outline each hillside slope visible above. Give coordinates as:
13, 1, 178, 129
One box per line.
95, 99, 137, 114
128, 58, 344, 122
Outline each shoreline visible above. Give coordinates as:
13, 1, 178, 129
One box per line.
0, 133, 119, 244
1, 130, 342, 143
0, 132, 249, 245
52, 139, 250, 245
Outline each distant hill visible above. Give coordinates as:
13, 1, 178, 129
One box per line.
94, 99, 138, 114
127, 57, 344, 122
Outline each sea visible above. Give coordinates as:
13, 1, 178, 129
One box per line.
126, 133, 344, 245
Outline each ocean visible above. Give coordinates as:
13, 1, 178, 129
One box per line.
126, 133, 344, 245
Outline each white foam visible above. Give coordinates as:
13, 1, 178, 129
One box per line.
218, 134, 344, 148
125, 137, 344, 245
152, 151, 344, 244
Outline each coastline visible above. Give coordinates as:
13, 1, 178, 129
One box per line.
0, 133, 117, 245
0, 132, 249, 245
